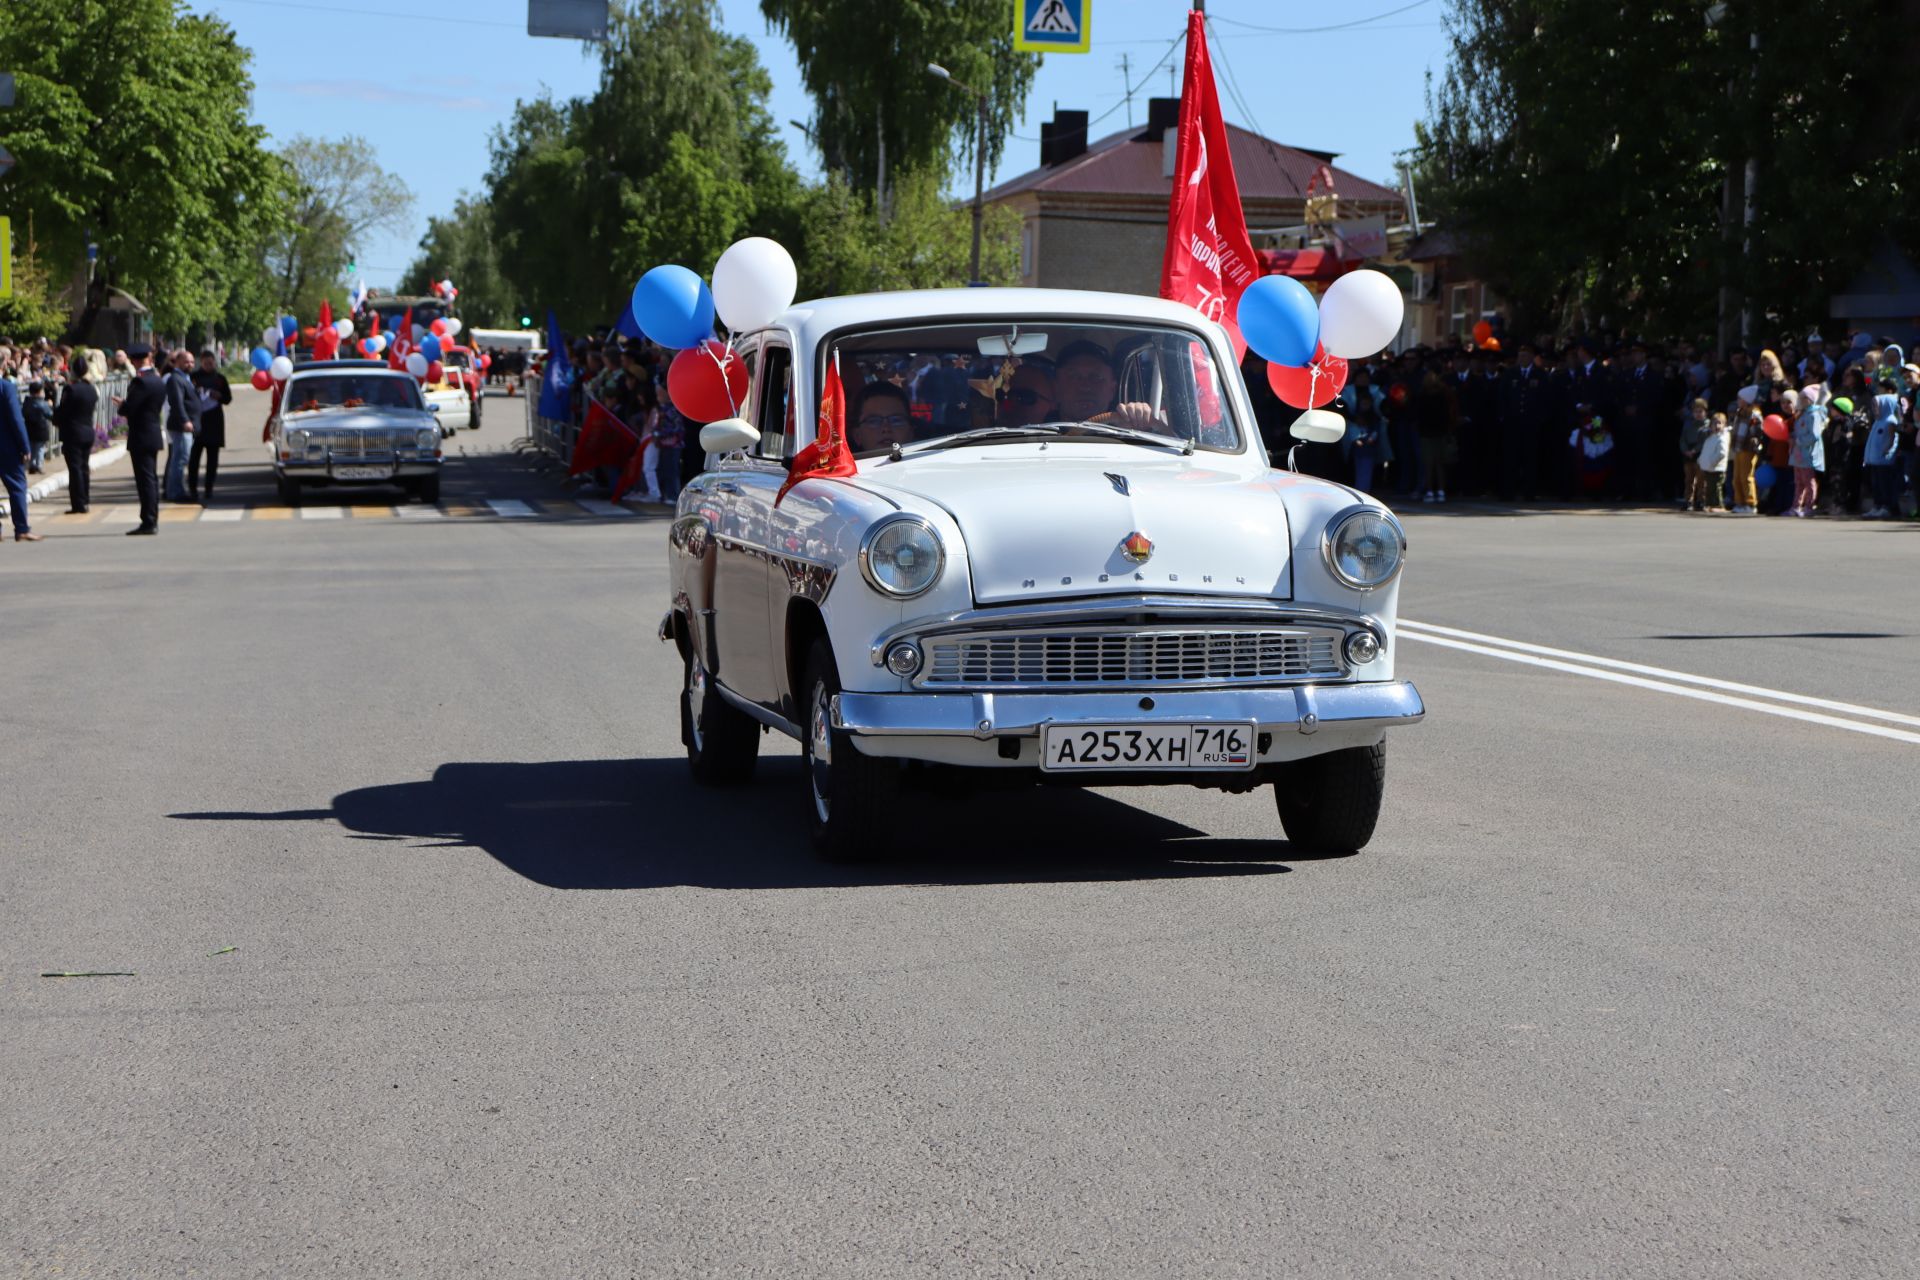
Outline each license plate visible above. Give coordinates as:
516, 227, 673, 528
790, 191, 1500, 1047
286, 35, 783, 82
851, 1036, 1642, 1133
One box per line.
1040, 722, 1257, 772
333, 465, 393, 480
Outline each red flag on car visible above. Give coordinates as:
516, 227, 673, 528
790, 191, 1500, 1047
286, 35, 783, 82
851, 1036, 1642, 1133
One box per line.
776, 351, 856, 506
312, 299, 339, 360
1159, 11, 1259, 359
569, 396, 640, 476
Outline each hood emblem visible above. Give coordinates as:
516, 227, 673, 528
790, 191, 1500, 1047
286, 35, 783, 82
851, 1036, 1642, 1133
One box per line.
1104, 472, 1129, 496
1121, 531, 1153, 564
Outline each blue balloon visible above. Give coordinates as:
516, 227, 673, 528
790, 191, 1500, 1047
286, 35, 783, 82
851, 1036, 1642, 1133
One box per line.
279, 314, 298, 337
1754, 463, 1777, 490
249, 346, 272, 371
1236, 276, 1320, 367
420, 334, 443, 361
630, 265, 715, 350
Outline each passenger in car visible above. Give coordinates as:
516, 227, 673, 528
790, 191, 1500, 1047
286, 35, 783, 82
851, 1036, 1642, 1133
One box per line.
1053, 340, 1118, 422
850, 383, 917, 452
996, 361, 1056, 427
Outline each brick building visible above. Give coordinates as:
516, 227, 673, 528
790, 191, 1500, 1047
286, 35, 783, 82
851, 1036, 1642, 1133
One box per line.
984, 97, 1406, 296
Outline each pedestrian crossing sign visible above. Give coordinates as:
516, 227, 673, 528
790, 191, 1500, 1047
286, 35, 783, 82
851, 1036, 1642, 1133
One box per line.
1015, 0, 1089, 54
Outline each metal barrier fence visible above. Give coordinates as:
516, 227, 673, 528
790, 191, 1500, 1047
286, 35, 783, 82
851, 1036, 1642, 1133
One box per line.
31, 371, 129, 465
524, 389, 576, 464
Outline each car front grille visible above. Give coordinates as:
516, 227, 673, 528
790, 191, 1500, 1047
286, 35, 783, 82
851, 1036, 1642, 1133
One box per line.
918, 626, 1345, 689
320, 432, 396, 457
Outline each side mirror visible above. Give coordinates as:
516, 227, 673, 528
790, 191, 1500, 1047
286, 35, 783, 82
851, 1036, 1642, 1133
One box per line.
1289, 408, 1346, 444
428, 403, 441, 413
700, 417, 760, 454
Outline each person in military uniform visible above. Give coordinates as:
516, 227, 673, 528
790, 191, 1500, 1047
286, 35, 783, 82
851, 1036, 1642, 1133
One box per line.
115, 344, 167, 534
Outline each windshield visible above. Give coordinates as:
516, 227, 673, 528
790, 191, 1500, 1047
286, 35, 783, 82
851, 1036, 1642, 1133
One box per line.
284, 375, 425, 412
830, 319, 1243, 455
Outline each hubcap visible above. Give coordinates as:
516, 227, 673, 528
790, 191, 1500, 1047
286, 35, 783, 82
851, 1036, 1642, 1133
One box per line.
808, 680, 833, 824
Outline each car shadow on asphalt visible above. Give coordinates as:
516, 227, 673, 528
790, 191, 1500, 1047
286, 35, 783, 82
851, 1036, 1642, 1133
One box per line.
170, 758, 1342, 889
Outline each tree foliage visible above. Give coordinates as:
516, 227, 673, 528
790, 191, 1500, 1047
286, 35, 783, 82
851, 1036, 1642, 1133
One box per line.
798, 170, 1020, 297
265, 136, 413, 319
0, 0, 291, 336
1416, 0, 1920, 341
759, 0, 1038, 195
399, 193, 515, 327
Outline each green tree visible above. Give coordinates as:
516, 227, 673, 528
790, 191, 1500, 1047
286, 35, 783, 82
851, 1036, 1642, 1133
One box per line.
1417, 0, 1920, 343
399, 193, 515, 327
0, 0, 291, 337
798, 169, 1020, 297
759, 0, 1038, 198
0, 229, 72, 337
266, 136, 413, 319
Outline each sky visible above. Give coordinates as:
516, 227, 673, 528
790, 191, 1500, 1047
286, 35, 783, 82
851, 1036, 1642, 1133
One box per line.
200, 0, 1450, 292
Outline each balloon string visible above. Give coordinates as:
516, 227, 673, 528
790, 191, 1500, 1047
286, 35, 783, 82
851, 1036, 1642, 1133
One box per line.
704, 337, 740, 418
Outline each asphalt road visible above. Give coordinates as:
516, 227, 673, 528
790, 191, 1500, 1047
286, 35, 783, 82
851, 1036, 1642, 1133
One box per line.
4, 402, 1917, 1277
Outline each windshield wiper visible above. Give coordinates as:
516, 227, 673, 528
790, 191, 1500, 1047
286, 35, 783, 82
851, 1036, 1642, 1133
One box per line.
1060, 422, 1197, 454
891, 425, 1066, 458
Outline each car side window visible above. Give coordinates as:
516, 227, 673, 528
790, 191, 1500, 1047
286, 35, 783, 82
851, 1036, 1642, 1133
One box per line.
755, 344, 794, 462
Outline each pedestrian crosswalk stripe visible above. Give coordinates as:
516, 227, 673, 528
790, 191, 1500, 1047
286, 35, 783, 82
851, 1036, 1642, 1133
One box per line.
486, 498, 535, 517
199, 507, 246, 521
394, 504, 444, 519
250, 505, 294, 520
298, 506, 343, 519
159, 507, 198, 522
575, 498, 635, 517
349, 505, 394, 517
100, 506, 138, 524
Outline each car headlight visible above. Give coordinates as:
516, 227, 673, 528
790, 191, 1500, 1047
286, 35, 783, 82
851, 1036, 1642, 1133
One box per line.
1323, 507, 1405, 590
288, 429, 308, 450
859, 515, 945, 598
416, 428, 438, 450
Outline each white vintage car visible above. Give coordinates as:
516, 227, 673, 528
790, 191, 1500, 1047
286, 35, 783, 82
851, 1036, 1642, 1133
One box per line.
661, 288, 1423, 860
271, 360, 445, 504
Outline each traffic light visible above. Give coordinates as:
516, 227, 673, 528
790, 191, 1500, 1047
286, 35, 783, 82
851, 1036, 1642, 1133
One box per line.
519, 315, 532, 328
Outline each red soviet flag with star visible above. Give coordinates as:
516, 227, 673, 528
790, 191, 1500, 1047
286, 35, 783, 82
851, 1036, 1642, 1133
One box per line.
1159, 10, 1259, 359
776, 351, 856, 506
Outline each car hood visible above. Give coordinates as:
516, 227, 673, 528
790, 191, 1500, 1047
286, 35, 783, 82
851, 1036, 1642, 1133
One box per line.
860, 449, 1292, 603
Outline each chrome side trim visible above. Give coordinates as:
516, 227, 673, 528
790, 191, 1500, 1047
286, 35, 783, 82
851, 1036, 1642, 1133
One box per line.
831, 680, 1424, 739
714, 681, 801, 739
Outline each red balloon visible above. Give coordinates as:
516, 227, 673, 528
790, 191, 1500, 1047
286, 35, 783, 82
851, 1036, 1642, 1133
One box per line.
1265, 344, 1350, 409
1761, 413, 1788, 441
250, 369, 273, 391
479, 354, 492, 370
668, 341, 748, 422
1387, 382, 1410, 406
426, 360, 444, 384
430, 318, 449, 337
1472, 319, 1494, 345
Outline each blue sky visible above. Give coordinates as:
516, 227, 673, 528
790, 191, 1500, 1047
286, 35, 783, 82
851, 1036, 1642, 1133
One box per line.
201, 0, 1448, 291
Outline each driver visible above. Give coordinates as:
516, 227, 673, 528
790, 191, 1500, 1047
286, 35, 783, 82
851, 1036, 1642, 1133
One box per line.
850, 383, 917, 451
995, 361, 1056, 426
1055, 338, 1173, 435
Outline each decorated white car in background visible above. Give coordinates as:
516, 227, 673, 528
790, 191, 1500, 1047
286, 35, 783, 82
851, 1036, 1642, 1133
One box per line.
270, 360, 445, 504
660, 287, 1423, 860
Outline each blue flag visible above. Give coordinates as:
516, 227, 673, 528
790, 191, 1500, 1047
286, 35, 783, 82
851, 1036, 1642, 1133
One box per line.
538, 310, 574, 420
614, 302, 644, 340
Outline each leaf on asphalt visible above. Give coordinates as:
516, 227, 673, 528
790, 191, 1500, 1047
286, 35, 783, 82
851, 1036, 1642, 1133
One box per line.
40, 971, 136, 978
209, 946, 239, 956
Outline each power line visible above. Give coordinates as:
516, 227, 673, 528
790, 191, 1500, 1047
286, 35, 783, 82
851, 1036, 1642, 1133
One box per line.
1204, 17, 1305, 198
1209, 0, 1435, 35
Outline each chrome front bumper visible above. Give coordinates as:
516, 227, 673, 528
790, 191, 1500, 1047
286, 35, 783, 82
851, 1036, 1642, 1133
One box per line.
833, 680, 1423, 765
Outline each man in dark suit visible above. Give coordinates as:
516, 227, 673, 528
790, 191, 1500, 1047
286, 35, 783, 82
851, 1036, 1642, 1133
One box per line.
116, 344, 167, 534
188, 350, 232, 502
1500, 341, 1551, 501
1612, 340, 1665, 501
0, 356, 40, 541
163, 348, 203, 502
53, 357, 101, 513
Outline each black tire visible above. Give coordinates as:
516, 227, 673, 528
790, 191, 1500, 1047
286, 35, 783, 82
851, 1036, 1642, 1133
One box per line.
415, 473, 441, 504
681, 647, 758, 784
1274, 740, 1386, 853
276, 474, 301, 506
801, 639, 898, 862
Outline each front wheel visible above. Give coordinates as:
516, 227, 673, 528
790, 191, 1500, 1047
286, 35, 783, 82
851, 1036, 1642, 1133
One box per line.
1273, 740, 1386, 853
682, 648, 758, 784
802, 639, 898, 862
276, 473, 301, 506
414, 473, 441, 504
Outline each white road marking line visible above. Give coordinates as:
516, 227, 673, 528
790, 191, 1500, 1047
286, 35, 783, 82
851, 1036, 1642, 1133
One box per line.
198, 507, 246, 521
394, 505, 445, 518
300, 507, 344, 520
574, 498, 635, 517
99, 506, 138, 524
1399, 630, 1920, 746
1400, 619, 1920, 729
486, 499, 535, 518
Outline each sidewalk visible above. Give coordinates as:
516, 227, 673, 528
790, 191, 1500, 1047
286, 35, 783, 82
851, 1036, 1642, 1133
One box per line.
1, 444, 133, 525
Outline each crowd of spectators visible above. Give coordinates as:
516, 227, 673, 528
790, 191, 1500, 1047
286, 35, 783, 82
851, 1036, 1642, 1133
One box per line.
1274, 328, 1920, 519
561, 335, 690, 504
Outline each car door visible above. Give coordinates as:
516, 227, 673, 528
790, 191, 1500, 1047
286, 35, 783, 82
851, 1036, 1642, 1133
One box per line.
708, 338, 793, 708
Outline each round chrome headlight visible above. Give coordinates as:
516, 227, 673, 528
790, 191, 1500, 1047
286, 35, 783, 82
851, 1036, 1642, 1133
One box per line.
860, 516, 945, 598
1324, 508, 1405, 590
416, 428, 438, 450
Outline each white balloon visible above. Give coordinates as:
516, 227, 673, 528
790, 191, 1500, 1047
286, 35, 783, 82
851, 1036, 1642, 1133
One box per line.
711, 236, 798, 332
262, 325, 280, 349
334, 318, 355, 339
1317, 269, 1406, 359
269, 355, 293, 382
445, 317, 463, 336
405, 352, 429, 378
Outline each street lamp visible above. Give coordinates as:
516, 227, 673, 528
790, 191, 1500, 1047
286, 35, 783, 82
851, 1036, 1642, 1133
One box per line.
927, 61, 989, 286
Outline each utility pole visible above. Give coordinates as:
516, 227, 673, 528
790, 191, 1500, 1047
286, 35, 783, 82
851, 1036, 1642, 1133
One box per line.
928, 63, 990, 285
1117, 53, 1134, 127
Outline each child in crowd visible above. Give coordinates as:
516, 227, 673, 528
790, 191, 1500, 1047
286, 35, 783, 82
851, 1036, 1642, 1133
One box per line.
1569, 403, 1615, 496
1679, 397, 1709, 510
1696, 411, 1731, 512
1786, 387, 1827, 517
1728, 404, 1764, 514
1864, 376, 1904, 518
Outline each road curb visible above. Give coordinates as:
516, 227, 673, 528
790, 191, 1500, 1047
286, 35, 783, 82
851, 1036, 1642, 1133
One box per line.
2, 445, 130, 516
